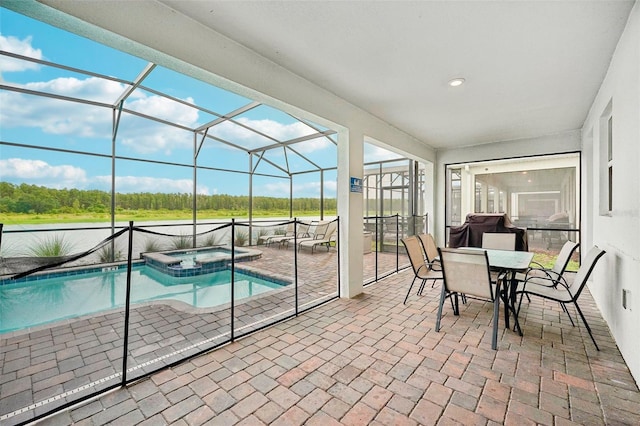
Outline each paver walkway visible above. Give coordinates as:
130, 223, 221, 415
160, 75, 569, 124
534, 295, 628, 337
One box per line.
32, 266, 640, 425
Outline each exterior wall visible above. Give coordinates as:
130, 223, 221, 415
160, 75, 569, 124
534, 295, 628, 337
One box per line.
582, 2, 640, 384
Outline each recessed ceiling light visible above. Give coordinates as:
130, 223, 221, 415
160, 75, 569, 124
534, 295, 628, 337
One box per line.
448, 78, 465, 87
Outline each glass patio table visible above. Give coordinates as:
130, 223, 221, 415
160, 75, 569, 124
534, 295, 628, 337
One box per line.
463, 247, 534, 334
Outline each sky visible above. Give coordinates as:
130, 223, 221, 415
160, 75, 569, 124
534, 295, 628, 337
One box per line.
0, 8, 404, 198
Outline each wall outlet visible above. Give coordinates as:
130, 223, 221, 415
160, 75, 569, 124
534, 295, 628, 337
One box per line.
622, 289, 631, 310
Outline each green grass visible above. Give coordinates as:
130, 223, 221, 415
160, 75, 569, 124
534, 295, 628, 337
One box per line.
531, 251, 580, 272
1, 209, 336, 225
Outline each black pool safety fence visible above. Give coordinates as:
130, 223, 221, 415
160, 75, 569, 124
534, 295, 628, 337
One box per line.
362, 213, 428, 285
0, 218, 341, 425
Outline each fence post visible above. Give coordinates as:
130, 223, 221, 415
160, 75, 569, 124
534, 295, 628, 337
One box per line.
396, 214, 400, 272
121, 221, 134, 386
231, 219, 235, 341
375, 215, 379, 282
294, 218, 299, 316
336, 217, 341, 298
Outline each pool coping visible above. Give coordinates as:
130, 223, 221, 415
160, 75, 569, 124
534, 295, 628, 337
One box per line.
142, 246, 263, 277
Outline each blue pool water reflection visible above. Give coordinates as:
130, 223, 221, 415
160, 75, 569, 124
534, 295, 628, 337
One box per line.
0, 266, 284, 333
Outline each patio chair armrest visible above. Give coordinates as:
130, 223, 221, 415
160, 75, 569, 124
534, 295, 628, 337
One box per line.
524, 265, 559, 282
528, 261, 546, 269
554, 274, 571, 291
522, 274, 557, 289
427, 262, 442, 271
537, 270, 568, 289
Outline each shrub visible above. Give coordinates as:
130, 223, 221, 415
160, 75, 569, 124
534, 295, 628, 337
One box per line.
143, 238, 163, 253
98, 244, 124, 262
234, 229, 248, 247
201, 232, 222, 247
254, 227, 270, 245
172, 233, 193, 249
28, 234, 74, 257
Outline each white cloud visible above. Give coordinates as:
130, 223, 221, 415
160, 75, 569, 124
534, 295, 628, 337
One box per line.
260, 181, 289, 197
259, 180, 336, 198
210, 117, 332, 154
0, 158, 88, 188
0, 158, 213, 194
125, 94, 198, 127
119, 93, 200, 154
1, 38, 332, 161
25, 76, 125, 103
1, 77, 126, 137
289, 136, 334, 155
119, 124, 193, 155
1, 76, 199, 154
94, 175, 210, 194
323, 181, 337, 193
0, 34, 42, 73
237, 118, 312, 142
208, 119, 269, 150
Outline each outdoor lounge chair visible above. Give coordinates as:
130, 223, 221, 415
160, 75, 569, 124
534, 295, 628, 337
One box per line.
270, 222, 311, 248
298, 221, 337, 253
261, 222, 295, 247
401, 236, 442, 304
515, 245, 606, 350
287, 221, 329, 249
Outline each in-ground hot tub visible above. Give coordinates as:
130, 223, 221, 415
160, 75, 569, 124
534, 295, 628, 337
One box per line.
142, 246, 262, 277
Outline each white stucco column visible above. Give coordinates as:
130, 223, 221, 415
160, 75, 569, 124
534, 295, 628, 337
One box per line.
337, 128, 364, 298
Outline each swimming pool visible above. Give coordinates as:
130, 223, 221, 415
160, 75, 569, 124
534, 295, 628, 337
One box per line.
0, 265, 286, 334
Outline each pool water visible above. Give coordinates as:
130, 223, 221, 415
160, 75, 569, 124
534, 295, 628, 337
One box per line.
0, 266, 284, 333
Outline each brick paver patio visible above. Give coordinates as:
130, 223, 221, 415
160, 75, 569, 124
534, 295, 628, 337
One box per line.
1, 246, 407, 424
13, 258, 639, 425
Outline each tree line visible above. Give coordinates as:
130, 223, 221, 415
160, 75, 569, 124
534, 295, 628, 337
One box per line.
0, 182, 336, 214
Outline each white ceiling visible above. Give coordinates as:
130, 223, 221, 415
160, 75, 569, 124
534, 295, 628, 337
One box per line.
159, 0, 634, 150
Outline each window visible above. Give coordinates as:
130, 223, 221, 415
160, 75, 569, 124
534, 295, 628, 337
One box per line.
447, 168, 462, 226
599, 100, 613, 215
608, 116, 613, 212
445, 153, 580, 248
